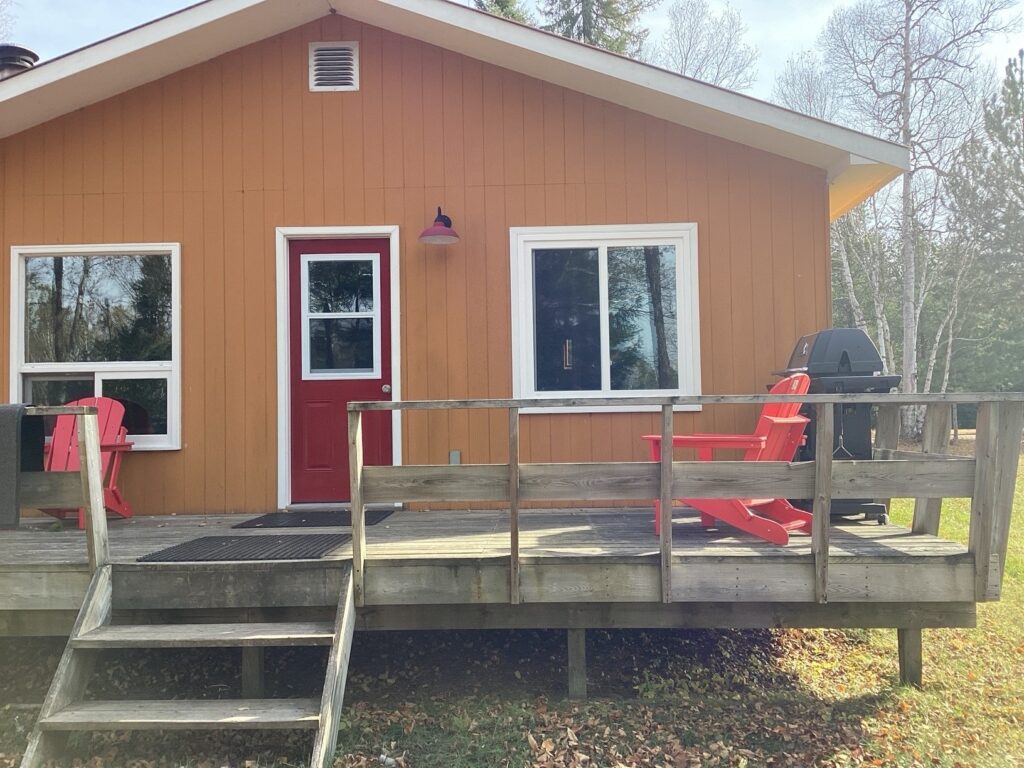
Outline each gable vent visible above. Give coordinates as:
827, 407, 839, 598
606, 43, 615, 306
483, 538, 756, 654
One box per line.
309, 42, 359, 92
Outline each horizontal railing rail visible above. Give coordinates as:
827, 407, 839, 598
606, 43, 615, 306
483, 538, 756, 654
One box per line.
346, 395, 1024, 610
16, 406, 110, 573
349, 393, 1024, 410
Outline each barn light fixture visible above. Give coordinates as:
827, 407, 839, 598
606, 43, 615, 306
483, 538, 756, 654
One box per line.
419, 206, 460, 245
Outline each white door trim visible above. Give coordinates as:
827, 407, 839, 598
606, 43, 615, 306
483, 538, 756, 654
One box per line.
275, 226, 402, 510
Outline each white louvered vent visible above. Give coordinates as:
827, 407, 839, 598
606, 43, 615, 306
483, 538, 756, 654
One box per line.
309, 42, 359, 92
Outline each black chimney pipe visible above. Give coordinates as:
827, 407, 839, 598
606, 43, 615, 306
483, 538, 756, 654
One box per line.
0, 45, 39, 80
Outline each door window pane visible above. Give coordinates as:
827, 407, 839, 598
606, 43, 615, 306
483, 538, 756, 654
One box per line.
102, 378, 169, 436
533, 248, 601, 392
307, 259, 374, 314
24, 254, 172, 363
608, 245, 679, 390
309, 318, 375, 373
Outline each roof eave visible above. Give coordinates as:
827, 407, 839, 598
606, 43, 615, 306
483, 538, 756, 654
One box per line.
0, 0, 908, 213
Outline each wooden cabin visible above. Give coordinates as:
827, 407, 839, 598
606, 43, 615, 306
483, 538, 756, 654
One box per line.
0, 0, 906, 515
3, 4, 1020, 768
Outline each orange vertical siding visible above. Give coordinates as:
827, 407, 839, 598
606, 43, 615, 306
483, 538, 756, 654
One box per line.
0, 16, 831, 515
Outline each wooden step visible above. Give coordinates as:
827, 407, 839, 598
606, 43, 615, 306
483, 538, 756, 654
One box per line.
72, 621, 335, 648
39, 699, 321, 731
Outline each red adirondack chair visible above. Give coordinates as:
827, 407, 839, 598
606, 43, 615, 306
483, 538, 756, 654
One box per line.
642, 373, 813, 545
41, 397, 134, 529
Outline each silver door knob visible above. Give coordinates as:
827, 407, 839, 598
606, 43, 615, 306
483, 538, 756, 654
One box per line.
381, 384, 392, 394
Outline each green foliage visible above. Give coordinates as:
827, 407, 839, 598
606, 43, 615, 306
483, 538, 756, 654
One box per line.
943, 52, 1024, 395
539, 0, 658, 56
472, 0, 535, 25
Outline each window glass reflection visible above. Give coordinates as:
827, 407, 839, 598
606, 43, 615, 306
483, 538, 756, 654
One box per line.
309, 318, 375, 372
608, 246, 679, 390
533, 248, 601, 392
24, 254, 172, 364
308, 260, 374, 314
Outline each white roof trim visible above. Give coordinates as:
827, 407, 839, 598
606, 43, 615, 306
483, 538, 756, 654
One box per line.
0, 0, 907, 216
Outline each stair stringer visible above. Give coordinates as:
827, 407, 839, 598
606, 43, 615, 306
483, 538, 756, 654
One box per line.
20, 565, 112, 768
310, 564, 356, 768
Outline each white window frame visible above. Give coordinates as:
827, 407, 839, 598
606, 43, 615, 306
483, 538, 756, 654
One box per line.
299, 253, 382, 381
9, 243, 182, 450
510, 224, 701, 413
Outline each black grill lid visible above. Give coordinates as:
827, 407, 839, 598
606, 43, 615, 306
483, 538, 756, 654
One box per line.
778, 328, 884, 376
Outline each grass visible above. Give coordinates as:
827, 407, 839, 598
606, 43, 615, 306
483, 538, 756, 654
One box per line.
2, 458, 1023, 767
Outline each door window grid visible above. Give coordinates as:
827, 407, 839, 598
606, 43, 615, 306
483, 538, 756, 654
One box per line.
299, 253, 382, 380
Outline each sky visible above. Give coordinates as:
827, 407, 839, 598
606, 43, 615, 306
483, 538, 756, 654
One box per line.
6, 0, 1023, 102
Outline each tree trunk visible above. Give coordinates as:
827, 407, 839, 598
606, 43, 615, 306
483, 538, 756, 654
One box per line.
899, 0, 919, 436
644, 247, 672, 387
834, 229, 869, 332
52, 258, 64, 361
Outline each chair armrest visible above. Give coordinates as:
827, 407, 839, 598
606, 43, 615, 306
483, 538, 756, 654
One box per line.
101, 441, 134, 451
642, 433, 766, 450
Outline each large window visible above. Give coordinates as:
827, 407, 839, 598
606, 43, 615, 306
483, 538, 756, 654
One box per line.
10, 244, 182, 449
510, 225, 700, 409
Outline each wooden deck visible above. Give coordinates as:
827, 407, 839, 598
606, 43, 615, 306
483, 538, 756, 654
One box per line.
0, 506, 975, 637
7, 396, 1023, 765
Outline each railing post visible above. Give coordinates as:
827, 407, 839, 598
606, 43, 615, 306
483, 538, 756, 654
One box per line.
508, 407, 521, 605
912, 404, 951, 535
77, 412, 109, 572
873, 403, 901, 510
969, 401, 1024, 601
812, 403, 833, 604
348, 409, 366, 607
659, 404, 674, 603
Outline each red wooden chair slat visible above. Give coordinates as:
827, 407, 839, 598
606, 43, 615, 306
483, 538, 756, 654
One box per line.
641, 373, 813, 545
41, 397, 134, 529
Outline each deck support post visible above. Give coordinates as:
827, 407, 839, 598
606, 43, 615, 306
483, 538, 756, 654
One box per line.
812, 403, 834, 604
348, 410, 366, 607
913, 405, 951, 535
241, 646, 265, 698
659, 405, 674, 603
897, 628, 923, 687
567, 628, 587, 700
509, 407, 521, 605
78, 412, 110, 573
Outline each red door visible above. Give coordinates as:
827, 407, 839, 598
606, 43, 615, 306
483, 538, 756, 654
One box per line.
289, 238, 393, 503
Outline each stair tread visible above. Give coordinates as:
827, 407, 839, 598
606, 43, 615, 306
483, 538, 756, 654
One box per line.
72, 621, 335, 648
40, 699, 321, 730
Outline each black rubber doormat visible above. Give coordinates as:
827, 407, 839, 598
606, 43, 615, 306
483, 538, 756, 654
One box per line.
232, 509, 393, 529
137, 534, 351, 562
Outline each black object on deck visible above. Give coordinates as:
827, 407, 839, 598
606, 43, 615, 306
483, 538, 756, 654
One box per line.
0, 406, 44, 529
776, 328, 902, 522
232, 509, 394, 529
137, 533, 351, 562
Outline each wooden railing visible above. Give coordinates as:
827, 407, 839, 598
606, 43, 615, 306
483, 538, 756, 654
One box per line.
347, 394, 1024, 608
17, 406, 110, 573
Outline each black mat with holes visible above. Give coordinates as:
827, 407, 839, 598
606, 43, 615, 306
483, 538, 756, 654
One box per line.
137, 533, 351, 562
231, 509, 393, 529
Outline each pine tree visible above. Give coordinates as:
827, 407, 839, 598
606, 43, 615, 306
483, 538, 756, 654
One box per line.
473, 0, 536, 25
944, 52, 1024, 395
539, 0, 658, 57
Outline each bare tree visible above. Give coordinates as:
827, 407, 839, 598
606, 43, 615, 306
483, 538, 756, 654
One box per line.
819, 0, 1016, 428
0, 0, 14, 42
654, 0, 758, 91
773, 51, 840, 121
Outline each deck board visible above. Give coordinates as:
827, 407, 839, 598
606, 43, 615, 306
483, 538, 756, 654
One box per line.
3, 508, 967, 567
